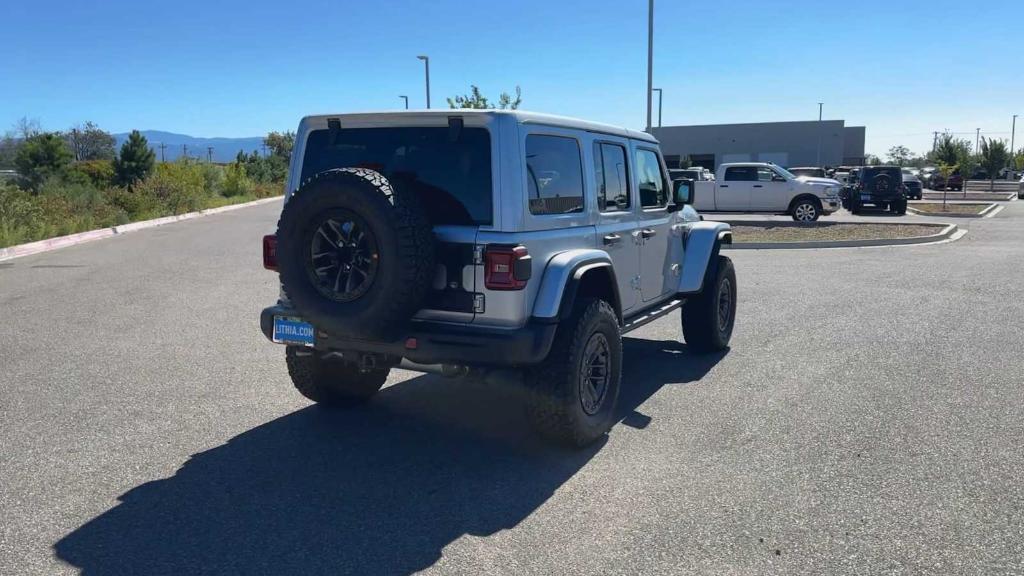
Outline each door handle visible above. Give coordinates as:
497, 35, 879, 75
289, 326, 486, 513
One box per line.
753, 184, 763, 188
720, 184, 729, 188
602, 233, 622, 245
641, 228, 657, 239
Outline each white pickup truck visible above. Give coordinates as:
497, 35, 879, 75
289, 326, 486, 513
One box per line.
690, 162, 842, 221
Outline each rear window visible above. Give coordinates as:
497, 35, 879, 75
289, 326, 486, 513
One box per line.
300, 126, 493, 225
724, 166, 757, 181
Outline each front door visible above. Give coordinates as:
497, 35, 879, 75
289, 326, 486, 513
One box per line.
716, 165, 754, 210
749, 165, 793, 210
592, 141, 639, 313
634, 147, 673, 303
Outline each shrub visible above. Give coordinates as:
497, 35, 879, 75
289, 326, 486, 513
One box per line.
199, 163, 225, 195
222, 162, 255, 197
134, 160, 207, 214
69, 159, 116, 188
14, 133, 73, 191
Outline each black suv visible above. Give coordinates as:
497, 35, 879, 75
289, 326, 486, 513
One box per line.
842, 166, 908, 215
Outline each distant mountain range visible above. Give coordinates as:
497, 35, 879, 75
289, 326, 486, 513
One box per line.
113, 130, 265, 164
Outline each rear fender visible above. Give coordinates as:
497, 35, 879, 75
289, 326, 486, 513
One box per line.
678, 221, 731, 294
532, 249, 617, 322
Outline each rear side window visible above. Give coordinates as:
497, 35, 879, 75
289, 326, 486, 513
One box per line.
527, 135, 584, 215
635, 149, 668, 208
300, 126, 492, 225
593, 142, 630, 212
725, 166, 756, 181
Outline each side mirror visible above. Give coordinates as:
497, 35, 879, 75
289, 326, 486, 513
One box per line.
772, 174, 787, 182
673, 178, 693, 205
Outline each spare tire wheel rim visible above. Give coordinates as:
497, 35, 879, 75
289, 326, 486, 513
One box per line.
579, 333, 611, 416
306, 211, 379, 302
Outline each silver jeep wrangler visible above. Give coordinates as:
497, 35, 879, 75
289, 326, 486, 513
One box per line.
260, 110, 736, 447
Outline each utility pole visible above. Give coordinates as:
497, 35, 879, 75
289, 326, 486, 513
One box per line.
1010, 115, 1017, 172
975, 128, 980, 153
652, 88, 663, 128
182, 144, 188, 159
399, 95, 409, 109
417, 55, 431, 109
158, 142, 167, 163
261, 143, 268, 157
816, 102, 823, 167
932, 131, 939, 153
645, 0, 654, 133
207, 146, 214, 163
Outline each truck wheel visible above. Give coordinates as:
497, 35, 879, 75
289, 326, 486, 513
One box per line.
286, 346, 388, 407
275, 168, 435, 340
790, 198, 821, 222
527, 298, 622, 448
681, 255, 736, 352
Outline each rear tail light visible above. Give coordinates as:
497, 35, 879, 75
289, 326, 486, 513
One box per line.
484, 245, 531, 290
263, 234, 278, 271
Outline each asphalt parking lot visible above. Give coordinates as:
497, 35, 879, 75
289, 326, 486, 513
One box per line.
2, 201, 1023, 575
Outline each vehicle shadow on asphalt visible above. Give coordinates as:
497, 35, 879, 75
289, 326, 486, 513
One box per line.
54, 337, 726, 576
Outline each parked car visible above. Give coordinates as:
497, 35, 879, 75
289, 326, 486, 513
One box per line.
833, 170, 852, 186
919, 167, 946, 190
947, 170, 964, 191
692, 162, 841, 221
842, 166, 908, 214
788, 166, 827, 178
259, 110, 736, 447
902, 169, 923, 200
669, 167, 708, 181
1019, 173, 1024, 199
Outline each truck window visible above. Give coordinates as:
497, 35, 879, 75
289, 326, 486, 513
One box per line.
593, 142, 630, 212
724, 166, 756, 181
757, 167, 775, 182
527, 135, 584, 215
635, 149, 668, 207
300, 126, 493, 225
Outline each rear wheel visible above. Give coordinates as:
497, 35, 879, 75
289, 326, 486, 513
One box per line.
682, 255, 737, 352
527, 298, 622, 448
286, 347, 389, 407
891, 199, 907, 215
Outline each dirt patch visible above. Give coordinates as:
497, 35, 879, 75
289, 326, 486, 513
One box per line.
909, 203, 991, 215
731, 223, 942, 243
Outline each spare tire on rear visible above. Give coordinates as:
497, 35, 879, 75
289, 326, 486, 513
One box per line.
275, 168, 435, 340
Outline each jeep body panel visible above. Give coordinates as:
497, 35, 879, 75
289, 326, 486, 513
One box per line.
678, 222, 732, 294
531, 249, 614, 320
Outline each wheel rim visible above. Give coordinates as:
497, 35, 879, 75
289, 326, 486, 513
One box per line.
717, 277, 733, 333
794, 203, 816, 221
578, 333, 611, 416
306, 211, 379, 302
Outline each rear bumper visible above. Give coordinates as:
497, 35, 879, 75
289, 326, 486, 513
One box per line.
260, 305, 558, 367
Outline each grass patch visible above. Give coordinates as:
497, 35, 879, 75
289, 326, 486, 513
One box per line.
909, 203, 991, 215
731, 223, 942, 243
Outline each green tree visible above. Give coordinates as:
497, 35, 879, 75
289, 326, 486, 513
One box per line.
447, 85, 522, 109
887, 145, 911, 166
66, 121, 116, 161
14, 133, 72, 191
113, 130, 155, 187
864, 153, 882, 166
929, 133, 971, 166
978, 137, 1009, 191
264, 131, 295, 160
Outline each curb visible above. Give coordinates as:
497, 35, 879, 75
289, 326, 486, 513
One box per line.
722, 222, 958, 250
905, 203, 995, 218
0, 196, 283, 262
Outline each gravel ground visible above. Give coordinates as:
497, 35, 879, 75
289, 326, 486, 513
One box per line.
730, 223, 943, 243
910, 203, 991, 215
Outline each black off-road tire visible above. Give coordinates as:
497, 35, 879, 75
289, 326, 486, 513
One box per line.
275, 168, 434, 340
527, 298, 622, 448
286, 346, 388, 407
891, 199, 907, 215
681, 255, 737, 353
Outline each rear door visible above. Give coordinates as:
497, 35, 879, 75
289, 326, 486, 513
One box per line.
592, 140, 639, 314
634, 146, 673, 303
716, 166, 754, 210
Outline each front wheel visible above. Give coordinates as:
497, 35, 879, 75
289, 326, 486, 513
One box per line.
791, 199, 821, 222
682, 255, 737, 352
286, 347, 389, 407
527, 298, 622, 448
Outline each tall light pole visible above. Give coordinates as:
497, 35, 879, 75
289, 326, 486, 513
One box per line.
816, 102, 823, 167
416, 55, 431, 109
399, 95, 409, 110
652, 88, 663, 128
645, 0, 654, 133
975, 128, 980, 153
1010, 115, 1017, 172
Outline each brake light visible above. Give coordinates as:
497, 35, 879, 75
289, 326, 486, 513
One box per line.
263, 234, 278, 271
484, 245, 531, 290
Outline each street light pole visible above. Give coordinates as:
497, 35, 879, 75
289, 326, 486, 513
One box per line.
652, 88, 663, 128
416, 55, 431, 109
816, 102, 823, 167
399, 95, 409, 110
1010, 115, 1017, 172
975, 128, 980, 153
645, 0, 654, 133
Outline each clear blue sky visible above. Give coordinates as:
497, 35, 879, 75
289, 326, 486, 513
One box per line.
4, 0, 1021, 157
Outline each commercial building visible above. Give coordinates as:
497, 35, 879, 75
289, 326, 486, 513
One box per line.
652, 120, 866, 170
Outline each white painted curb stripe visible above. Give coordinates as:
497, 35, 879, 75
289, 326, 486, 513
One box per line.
985, 205, 1005, 218
0, 196, 283, 262
722, 222, 958, 250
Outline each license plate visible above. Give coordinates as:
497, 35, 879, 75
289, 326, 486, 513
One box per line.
860, 194, 872, 201
273, 316, 315, 346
